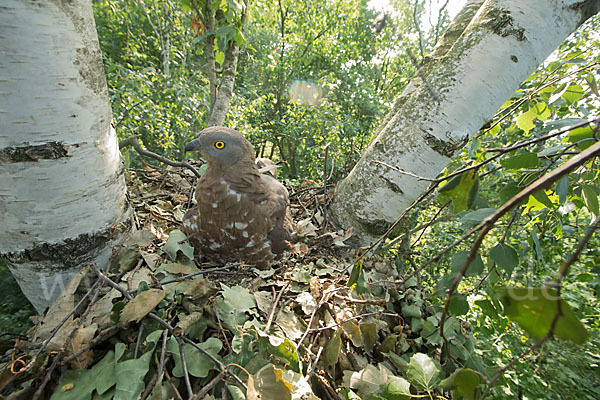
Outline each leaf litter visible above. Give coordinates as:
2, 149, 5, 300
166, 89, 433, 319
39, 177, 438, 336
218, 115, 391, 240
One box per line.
0, 163, 483, 399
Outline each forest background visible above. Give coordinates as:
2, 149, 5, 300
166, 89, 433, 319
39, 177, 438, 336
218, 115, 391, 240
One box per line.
1, 0, 599, 398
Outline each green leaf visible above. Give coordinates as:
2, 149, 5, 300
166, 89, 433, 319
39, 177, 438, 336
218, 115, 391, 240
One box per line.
164, 229, 194, 260
359, 322, 377, 352
268, 337, 300, 373
516, 108, 536, 132
323, 329, 342, 367
501, 152, 539, 170
50, 369, 95, 400
214, 25, 236, 39
92, 351, 116, 395
381, 376, 411, 400
215, 50, 225, 65
460, 208, 496, 228
406, 353, 441, 391
220, 284, 256, 314
531, 227, 544, 264
348, 262, 368, 294
451, 251, 484, 277
532, 190, 554, 209
438, 170, 479, 213
556, 175, 569, 205
562, 83, 584, 104
454, 369, 481, 400
386, 352, 409, 373
515, 102, 549, 132
475, 299, 498, 317
401, 304, 422, 318
564, 125, 596, 149
440, 368, 481, 400
216, 284, 256, 330
500, 287, 589, 344
168, 337, 222, 378
582, 185, 599, 216
489, 243, 519, 274
586, 72, 600, 97
348, 262, 362, 287
114, 344, 156, 400
449, 294, 470, 316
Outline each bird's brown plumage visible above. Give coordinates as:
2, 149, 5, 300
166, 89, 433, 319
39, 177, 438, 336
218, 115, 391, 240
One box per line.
182, 126, 293, 268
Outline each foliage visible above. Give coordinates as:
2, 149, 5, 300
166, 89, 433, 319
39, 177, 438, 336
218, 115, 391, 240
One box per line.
0, 263, 35, 335
402, 14, 600, 398
94, 0, 209, 163
94, 0, 426, 178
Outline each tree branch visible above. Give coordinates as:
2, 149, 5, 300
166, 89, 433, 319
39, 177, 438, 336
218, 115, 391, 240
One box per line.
119, 136, 202, 179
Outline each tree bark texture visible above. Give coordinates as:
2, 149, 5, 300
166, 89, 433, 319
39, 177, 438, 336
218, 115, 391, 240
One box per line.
330, 0, 600, 246
0, 0, 130, 312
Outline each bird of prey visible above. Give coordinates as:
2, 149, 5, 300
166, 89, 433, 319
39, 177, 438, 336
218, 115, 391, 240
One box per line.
182, 126, 294, 268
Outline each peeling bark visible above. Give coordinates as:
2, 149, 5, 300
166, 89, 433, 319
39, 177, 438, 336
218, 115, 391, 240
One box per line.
0, 0, 130, 312
330, 0, 600, 246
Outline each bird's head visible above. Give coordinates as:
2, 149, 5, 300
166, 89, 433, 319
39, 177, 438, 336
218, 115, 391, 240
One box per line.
185, 126, 255, 167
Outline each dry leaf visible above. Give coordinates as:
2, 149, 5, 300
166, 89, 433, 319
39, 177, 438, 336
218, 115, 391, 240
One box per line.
120, 289, 166, 323
67, 323, 98, 369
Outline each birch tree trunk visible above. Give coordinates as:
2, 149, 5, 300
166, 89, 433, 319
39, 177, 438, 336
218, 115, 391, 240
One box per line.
330, 0, 600, 246
0, 0, 130, 313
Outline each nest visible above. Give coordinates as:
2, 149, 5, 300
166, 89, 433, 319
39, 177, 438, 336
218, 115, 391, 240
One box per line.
0, 162, 460, 400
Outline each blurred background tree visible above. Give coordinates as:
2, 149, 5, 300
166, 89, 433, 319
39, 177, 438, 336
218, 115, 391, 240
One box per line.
94, 0, 443, 180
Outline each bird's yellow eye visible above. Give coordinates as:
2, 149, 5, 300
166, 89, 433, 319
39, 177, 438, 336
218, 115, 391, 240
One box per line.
214, 141, 225, 149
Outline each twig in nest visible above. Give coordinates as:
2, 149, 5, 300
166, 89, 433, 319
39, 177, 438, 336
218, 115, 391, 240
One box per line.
304, 345, 323, 382
158, 329, 169, 379
190, 371, 226, 400
32, 349, 64, 400
214, 302, 232, 353
164, 367, 184, 400
308, 311, 399, 333
177, 337, 194, 398
134, 320, 145, 359
119, 136, 203, 179
333, 294, 386, 305
182, 337, 248, 391
265, 281, 291, 332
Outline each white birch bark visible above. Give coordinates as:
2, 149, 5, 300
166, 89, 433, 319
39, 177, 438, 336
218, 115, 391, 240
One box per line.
0, 0, 130, 312
330, 0, 600, 245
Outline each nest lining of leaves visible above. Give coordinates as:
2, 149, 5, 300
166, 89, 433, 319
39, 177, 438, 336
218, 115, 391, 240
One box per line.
1, 163, 481, 400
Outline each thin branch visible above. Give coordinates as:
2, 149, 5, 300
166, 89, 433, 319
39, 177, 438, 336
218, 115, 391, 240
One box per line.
265, 281, 291, 332
304, 345, 323, 382
177, 337, 193, 398
182, 337, 248, 391
412, 0, 426, 59
119, 136, 202, 179
373, 160, 439, 182
190, 371, 226, 400
308, 311, 399, 333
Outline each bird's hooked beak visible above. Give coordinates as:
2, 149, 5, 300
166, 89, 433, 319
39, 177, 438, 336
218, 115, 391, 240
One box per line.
184, 138, 201, 153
